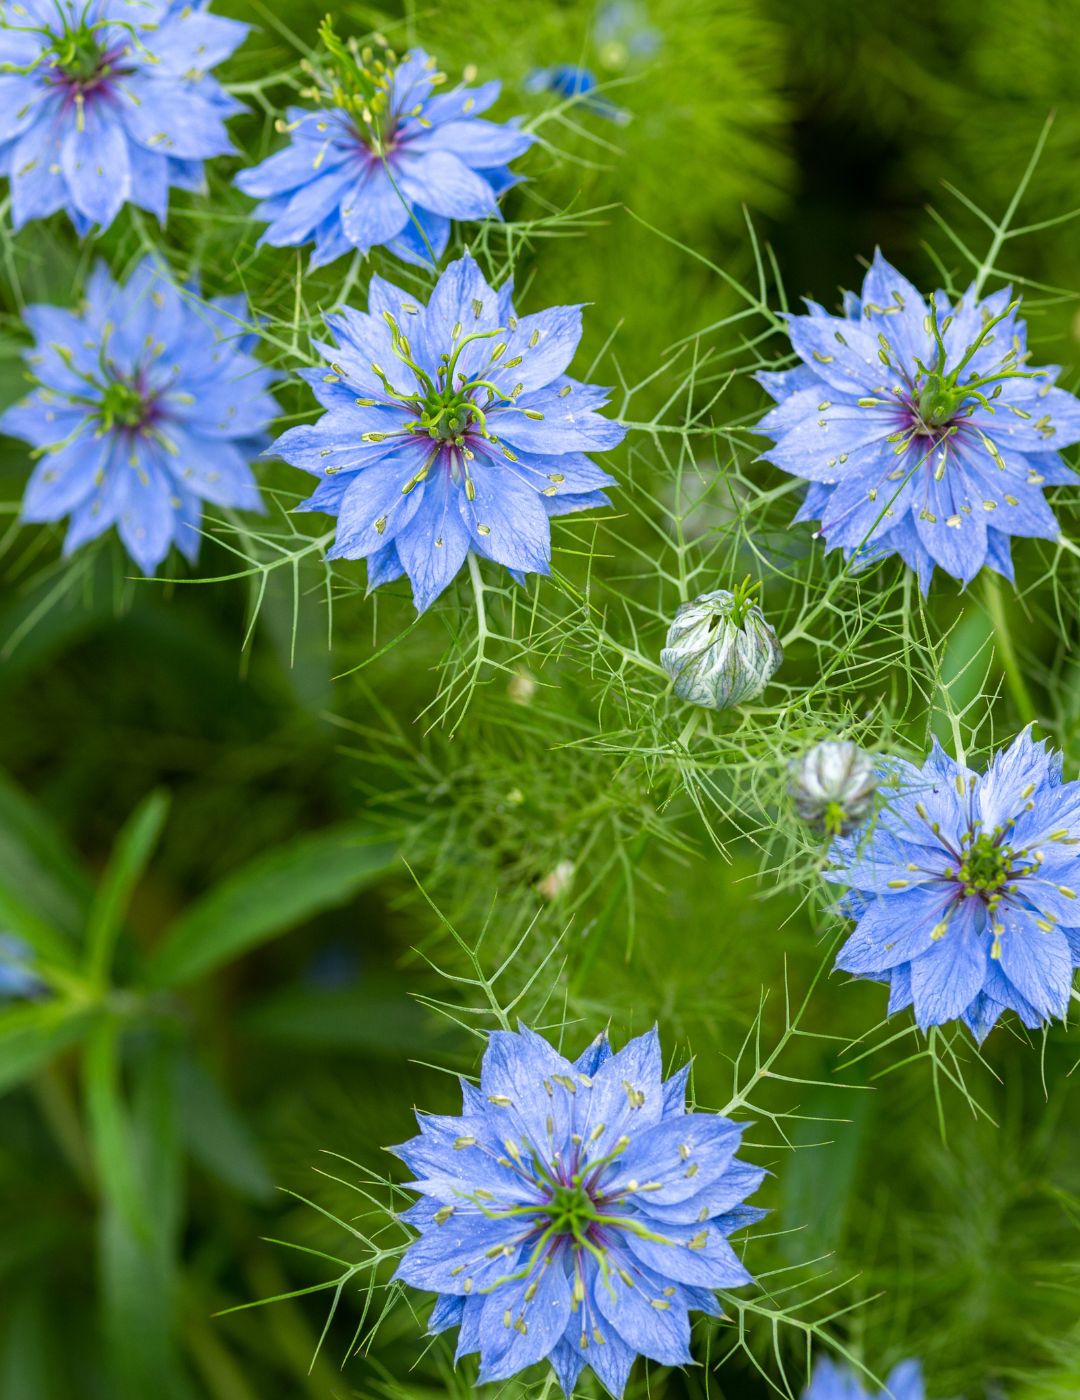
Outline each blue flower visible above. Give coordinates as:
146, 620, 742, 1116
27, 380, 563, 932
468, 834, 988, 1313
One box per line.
0, 0, 247, 234
0, 935, 43, 1000
1, 257, 279, 574
273, 253, 626, 612
392, 1025, 765, 1396
803, 1358, 929, 1400
234, 24, 534, 269
524, 67, 630, 125
753, 252, 1080, 591
825, 728, 1080, 1042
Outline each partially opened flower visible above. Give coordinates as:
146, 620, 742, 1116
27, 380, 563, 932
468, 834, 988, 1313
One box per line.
272, 252, 625, 612
826, 728, 1080, 1042
803, 1358, 929, 1400
753, 252, 1080, 591
234, 22, 533, 268
0, 0, 248, 234
1, 258, 279, 574
392, 1025, 765, 1397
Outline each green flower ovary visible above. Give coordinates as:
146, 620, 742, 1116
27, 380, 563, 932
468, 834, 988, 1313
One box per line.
97, 377, 148, 432
958, 830, 1013, 898
48, 22, 108, 83
544, 1181, 604, 1241
912, 292, 1041, 431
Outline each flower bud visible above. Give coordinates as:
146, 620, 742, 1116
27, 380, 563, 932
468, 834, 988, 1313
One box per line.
789, 740, 876, 835
660, 587, 782, 710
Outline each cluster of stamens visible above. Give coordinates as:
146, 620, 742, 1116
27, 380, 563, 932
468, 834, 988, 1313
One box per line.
297, 20, 445, 155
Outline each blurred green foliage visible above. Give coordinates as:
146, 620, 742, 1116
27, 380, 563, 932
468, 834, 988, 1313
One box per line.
0, 2, 1079, 1399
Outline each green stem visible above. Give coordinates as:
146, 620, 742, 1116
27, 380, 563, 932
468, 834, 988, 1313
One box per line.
981, 572, 1037, 725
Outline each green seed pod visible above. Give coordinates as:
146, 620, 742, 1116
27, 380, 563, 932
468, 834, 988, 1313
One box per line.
660, 587, 782, 710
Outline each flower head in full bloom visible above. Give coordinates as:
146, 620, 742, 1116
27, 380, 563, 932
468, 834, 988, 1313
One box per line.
274, 253, 626, 612
803, 1358, 929, 1400
826, 728, 1080, 1042
234, 23, 533, 268
753, 252, 1080, 591
0, 0, 248, 233
392, 1025, 765, 1397
1, 258, 279, 574
660, 582, 783, 710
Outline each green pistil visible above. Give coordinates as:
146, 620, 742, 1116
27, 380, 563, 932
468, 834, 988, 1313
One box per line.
97, 378, 147, 432
912, 291, 1045, 431
47, 22, 108, 83
958, 830, 1012, 899
722, 575, 762, 630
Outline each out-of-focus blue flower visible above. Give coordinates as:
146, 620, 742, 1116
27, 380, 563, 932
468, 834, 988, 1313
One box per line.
391, 1024, 765, 1397
273, 252, 626, 613
1, 258, 279, 574
235, 22, 533, 269
0, 935, 43, 1000
803, 1358, 929, 1400
594, 1, 662, 64
524, 66, 630, 125
826, 728, 1080, 1043
0, 0, 247, 234
753, 252, 1080, 592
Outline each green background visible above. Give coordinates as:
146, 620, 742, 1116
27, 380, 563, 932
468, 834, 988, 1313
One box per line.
0, 1, 1078, 1397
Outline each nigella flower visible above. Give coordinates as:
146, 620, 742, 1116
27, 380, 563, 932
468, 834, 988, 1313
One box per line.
0, 935, 43, 1000
273, 253, 626, 612
803, 1358, 929, 1400
234, 21, 533, 269
753, 252, 1080, 591
826, 728, 1080, 1042
1, 257, 279, 574
524, 67, 630, 125
392, 1025, 765, 1397
0, 0, 248, 234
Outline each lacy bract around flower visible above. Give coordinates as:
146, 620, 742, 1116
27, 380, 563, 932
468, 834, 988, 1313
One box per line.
754, 252, 1080, 590
826, 728, 1080, 1041
1, 258, 278, 573
392, 1025, 765, 1397
235, 29, 533, 268
272, 253, 625, 612
0, 0, 247, 232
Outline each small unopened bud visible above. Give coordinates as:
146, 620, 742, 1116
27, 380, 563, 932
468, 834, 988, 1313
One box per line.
660, 587, 782, 710
507, 667, 537, 705
788, 740, 876, 836
537, 860, 575, 902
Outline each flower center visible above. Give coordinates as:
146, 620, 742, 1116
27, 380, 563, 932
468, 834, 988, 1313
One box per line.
544, 1180, 602, 1241
97, 375, 152, 433
46, 21, 116, 92
958, 830, 1012, 899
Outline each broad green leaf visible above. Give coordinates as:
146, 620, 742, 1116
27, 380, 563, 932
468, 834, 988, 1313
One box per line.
241, 975, 446, 1058
147, 825, 398, 989
178, 1053, 274, 1202
0, 1002, 91, 1098
0, 770, 91, 966
85, 790, 169, 988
